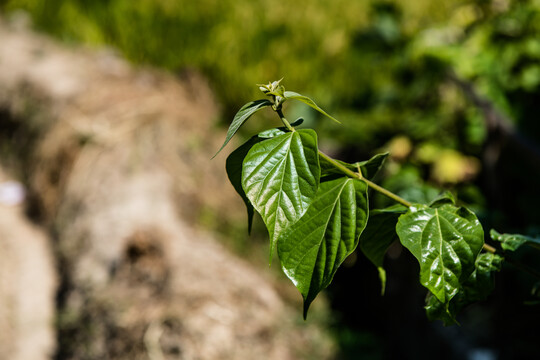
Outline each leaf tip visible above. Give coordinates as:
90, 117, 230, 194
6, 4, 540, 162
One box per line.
302, 300, 312, 320
377, 267, 387, 296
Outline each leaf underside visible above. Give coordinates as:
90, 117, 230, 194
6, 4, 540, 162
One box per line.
278, 177, 368, 318
226, 137, 261, 233
213, 99, 272, 158
396, 203, 484, 306
490, 229, 540, 252
242, 129, 320, 262
359, 204, 407, 294
284, 91, 341, 124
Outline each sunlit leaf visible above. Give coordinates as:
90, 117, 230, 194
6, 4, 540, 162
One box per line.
396, 203, 484, 306
242, 129, 320, 261
284, 91, 341, 124
278, 177, 368, 318
213, 99, 272, 158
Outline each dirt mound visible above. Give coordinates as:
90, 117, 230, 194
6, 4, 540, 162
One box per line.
0, 16, 335, 360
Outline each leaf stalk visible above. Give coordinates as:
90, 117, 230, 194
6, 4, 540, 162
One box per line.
276, 108, 295, 132
317, 150, 412, 207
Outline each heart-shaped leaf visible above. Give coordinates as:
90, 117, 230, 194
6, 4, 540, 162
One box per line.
213, 99, 272, 158
242, 129, 320, 261
278, 177, 368, 318
284, 91, 341, 124
396, 203, 484, 305
359, 204, 407, 294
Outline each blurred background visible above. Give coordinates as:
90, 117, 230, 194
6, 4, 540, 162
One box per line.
1, 0, 540, 359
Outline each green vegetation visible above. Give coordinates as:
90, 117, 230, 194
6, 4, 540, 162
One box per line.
4, 1, 540, 223
3, 0, 540, 357
220, 80, 538, 325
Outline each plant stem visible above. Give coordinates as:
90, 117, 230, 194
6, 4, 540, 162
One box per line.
317, 150, 412, 207
362, 177, 412, 207
482, 243, 497, 254
276, 108, 295, 132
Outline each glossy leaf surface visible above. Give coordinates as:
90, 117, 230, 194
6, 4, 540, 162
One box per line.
242, 129, 320, 260
213, 99, 272, 158
396, 203, 484, 305
425, 252, 503, 325
284, 91, 341, 124
226, 129, 290, 233
278, 177, 368, 318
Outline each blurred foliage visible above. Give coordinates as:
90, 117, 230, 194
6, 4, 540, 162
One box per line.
2, 0, 538, 149
4, 0, 539, 221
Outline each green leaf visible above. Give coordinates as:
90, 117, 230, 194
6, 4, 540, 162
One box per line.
357, 153, 389, 180
278, 177, 369, 318
284, 91, 341, 124
490, 229, 540, 252
213, 99, 272, 158
290, 117, 304, 127
226, 128, 291, 233
396, 204, 484, 306
319, 153, 389, 180
242, 129, 320, 261
226, 136, 261, 234
429, 191, 456, 208
425, 252, 503, 325
257, 127, 288, 138
359, 204, 407, 294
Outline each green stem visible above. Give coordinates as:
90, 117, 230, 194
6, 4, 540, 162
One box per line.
317, 150, 412, 207
276, 108, 295, 132
483, 243, 497, 254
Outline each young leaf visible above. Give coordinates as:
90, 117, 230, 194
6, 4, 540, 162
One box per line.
242, 129, 320, 261
425, 252, 503, 325
429, 191, 456, 208
359, 204, 407, 294
396, 204, 484, 306
319, 153, 389, 180
290, 117, 305, 127
278, 177, 369, 318
283, 91, 341, 124
213, 99, 272, 158
357, 153, 389, 180
490, 229, 540, 252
